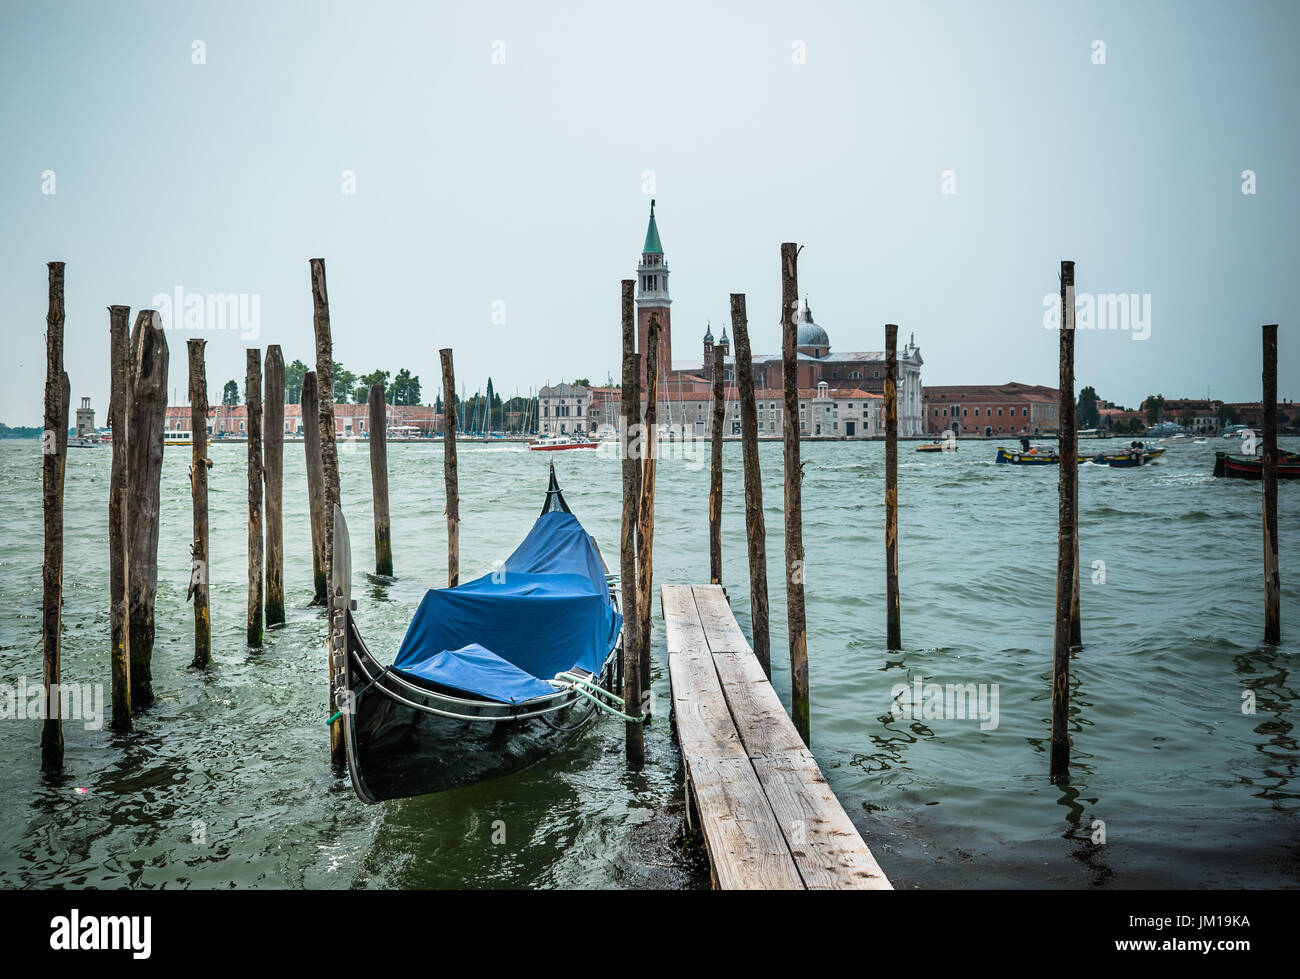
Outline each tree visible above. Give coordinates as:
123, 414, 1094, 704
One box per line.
388, 368, 421, 406
1142, 394, 1165, 426
222, 380, 239, 406
572, 378, 591, 388
332, 360, 355, 404
353, 369, 391, 405
1076, 385, 1100, 429
285, 359, 308, 404
1178, 407, 1195, 429
1217, 403, 1241, 427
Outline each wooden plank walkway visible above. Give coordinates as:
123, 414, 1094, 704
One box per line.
661, 583, 892, 890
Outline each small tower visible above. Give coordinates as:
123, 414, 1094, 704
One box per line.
636, 199, 672, 392
703, 322, 715, 380
717, 324, 730, 358
75, 397, 95, 439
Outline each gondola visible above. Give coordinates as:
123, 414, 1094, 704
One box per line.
330, 464, 625, 804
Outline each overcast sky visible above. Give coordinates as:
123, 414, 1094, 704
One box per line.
2, 0, 1296, 426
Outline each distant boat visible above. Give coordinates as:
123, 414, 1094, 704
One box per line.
1213, 450, 1300, 480
1221, 424, 1250, 439
529, 434, 599, 452
915, 443, 952, 453
996, 442, 1164, 466
996, 446, 1058, 465
1145, 421, 1185, 437
67, 435, 104, 449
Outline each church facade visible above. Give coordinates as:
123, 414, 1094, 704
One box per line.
631, 201, 925, 438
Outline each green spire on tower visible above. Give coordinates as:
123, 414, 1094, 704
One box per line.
642, 199, 663, 255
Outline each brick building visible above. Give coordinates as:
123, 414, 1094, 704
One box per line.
922, 382, 1059, 437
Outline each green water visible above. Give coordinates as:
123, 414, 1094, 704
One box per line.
0, 437, 1296, 888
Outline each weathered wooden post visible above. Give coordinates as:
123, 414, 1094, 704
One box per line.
246, 350, 264, 646
1051, 260, 1078, 782
884, 323, 901, 651
636, 315, 661, 689
186, 338, 211, 668
369, 383, 393, 577
41, 262, 69, 769
264, 345, 285, 627
731, 294, 770, 678
440, 349, 459, 588
709, 345, 724, 586
109, 306, 132, 728
619, 280, 645, 766
310, 258, 343, 766
780, 243, 810, 745
127, 310, 168, 711
302, 371, 327, 605
1262, 323, 1280, 644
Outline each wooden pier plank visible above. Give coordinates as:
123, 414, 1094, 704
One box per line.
711, 648, 892, 890
664, 583, 892, 890
662, 585, 804, 890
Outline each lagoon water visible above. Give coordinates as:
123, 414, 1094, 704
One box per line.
0, 435, 1296, 888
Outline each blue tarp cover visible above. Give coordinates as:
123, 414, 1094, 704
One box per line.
393, 511, 620, 703
397, 644, 559, 704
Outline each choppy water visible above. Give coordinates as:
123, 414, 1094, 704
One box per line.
0, 436, 1296, 888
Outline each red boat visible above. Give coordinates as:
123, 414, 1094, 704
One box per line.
1213, 451, 1300, 480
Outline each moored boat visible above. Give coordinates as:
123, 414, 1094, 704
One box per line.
1213, 450, 1300, 480
333, 464, 627, 803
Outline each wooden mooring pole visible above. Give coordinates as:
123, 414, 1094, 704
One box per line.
186, 338, 211, 668
1051, 259, 1078, 782
369, 384, 393, 577
884, 323, 901, 651
620, 279, 645, 767
780, 243, 809, 745
1262, 323, 1280, 644
311, 258, 343, 766
302, 370, 327, 605
246, 349, 264, 647
637, 315, 661, 692
127, 310, 168, 711
108, 305, 132, 728
264, 345, 285, 627
41, 262, 69, 770
440, 348, 459, 588
709, 345, 724, 585
731, 293, 770, 678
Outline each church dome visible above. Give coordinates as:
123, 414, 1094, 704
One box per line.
797, 300, 829, 349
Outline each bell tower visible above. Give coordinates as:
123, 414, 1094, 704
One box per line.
636, 199, 671, 393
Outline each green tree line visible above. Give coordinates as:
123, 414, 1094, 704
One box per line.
221, 360, 424, 407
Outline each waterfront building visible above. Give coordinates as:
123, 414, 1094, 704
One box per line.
921, 382, 1059, 437
163, 403, 439, 437
537, 383, 593, 436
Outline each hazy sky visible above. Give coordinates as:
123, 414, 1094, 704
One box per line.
2, 0, 1296, 426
